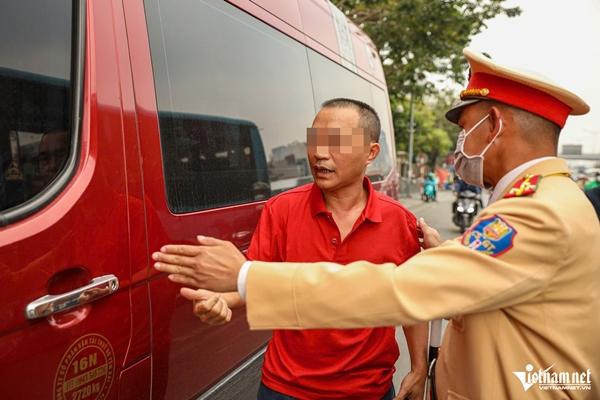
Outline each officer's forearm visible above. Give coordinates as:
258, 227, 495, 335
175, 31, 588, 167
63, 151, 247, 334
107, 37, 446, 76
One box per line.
402, 322, 429, 372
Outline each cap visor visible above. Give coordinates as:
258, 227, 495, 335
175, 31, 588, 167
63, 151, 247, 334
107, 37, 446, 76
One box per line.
445, 99, 482, 124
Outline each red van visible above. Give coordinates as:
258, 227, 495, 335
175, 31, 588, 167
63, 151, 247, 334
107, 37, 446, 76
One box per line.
0, 0, 398, 398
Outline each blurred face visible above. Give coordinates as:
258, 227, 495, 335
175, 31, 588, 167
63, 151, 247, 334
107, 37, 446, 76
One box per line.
307, 107, 380, 192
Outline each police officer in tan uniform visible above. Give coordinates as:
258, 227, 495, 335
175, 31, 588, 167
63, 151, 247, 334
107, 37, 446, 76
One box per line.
153, 49, 600, 399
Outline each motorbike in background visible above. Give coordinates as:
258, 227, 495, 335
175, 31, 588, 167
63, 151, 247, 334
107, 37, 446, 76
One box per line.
453, 190, 481, 232
422, 173, 438, 202
422, 181, 437, 202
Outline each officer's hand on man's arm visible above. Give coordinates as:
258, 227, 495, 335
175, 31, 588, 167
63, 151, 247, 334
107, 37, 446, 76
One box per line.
418, 217, 442, 249
152, 235, 245, 292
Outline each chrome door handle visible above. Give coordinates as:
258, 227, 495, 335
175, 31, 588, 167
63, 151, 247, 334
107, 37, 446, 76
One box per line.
25, 274, 119, 320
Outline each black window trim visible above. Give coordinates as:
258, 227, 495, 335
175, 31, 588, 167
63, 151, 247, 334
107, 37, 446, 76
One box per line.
0, 0, 85, 227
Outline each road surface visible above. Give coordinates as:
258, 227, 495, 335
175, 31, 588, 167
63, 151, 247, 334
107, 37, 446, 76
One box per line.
392, 189, 467, 392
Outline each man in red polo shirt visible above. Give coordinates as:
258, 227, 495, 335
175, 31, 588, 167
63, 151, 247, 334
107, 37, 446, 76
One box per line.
178, 99, 428, 399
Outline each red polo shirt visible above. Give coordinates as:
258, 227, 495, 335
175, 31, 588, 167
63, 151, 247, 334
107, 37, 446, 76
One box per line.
247, 178, 420, 400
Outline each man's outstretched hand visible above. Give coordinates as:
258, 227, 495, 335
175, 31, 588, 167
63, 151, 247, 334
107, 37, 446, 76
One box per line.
152, 235, 246, 292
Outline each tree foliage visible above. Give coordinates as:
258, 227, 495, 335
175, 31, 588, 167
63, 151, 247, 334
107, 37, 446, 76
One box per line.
392, 92, 456, 167
332, 0, 521, 98
331, 0, 520, 168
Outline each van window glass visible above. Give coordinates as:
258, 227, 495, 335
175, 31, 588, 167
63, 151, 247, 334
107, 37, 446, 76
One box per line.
369, 86, 394, 180
159, 113, 270, 212
307, 49, 392, 180
0, 1, 73, 212
308, 49, 373, 109
144, 0, 316, 212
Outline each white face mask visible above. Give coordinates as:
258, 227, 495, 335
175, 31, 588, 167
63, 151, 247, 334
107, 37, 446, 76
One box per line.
454, 114, 503, 188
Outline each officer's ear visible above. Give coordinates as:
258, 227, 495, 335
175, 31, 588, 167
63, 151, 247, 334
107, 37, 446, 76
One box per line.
486, 106, 504, 141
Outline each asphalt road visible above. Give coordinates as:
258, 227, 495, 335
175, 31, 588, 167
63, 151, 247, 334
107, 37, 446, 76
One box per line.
392, 189, 462, 393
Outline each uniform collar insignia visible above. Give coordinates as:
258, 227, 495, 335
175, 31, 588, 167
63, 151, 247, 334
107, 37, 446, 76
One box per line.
504, 174, 542, 199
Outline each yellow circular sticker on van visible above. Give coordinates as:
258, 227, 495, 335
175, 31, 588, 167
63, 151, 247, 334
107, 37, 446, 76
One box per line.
54, 334, 115, 400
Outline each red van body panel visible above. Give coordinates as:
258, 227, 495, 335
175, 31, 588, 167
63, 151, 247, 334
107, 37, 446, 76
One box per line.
0, 0, 143, 398
0, 0, 399, 398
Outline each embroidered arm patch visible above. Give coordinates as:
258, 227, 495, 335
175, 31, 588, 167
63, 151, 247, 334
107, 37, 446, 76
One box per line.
462, 215, 517, 257
504, 174, 542, 199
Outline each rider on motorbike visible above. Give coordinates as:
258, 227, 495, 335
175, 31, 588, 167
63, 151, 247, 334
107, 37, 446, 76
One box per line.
453, 177, 482, 210
423, 172, 438, 202
451, 177, 483, 232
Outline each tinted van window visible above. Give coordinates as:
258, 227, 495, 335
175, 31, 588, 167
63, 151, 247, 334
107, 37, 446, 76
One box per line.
0, 1, 73, 212
159, 113, 269, 212
145, 0, 315, 212
307, 49, 393, 180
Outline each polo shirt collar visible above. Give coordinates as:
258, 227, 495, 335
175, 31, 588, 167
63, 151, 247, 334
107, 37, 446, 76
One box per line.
309, 177, 382, 223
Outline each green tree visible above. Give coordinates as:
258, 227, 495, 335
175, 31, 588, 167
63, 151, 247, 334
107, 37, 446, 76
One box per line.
331, 0, 520, 170
331, 0, 521, 98
392, 93, 455, 168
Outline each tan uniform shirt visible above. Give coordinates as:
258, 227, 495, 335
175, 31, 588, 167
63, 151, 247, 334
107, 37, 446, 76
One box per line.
246, 158, 600, 399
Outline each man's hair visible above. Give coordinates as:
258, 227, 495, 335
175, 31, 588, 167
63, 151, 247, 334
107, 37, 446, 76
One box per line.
486, 101, 561, 149
320, 98, 381, 143
511, 107, 561, 148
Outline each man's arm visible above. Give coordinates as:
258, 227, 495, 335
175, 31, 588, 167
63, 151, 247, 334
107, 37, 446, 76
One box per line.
394, 216, 436, 400
397, 323, 428, 399
153, 198, 563, 330
245, 199, 564, 329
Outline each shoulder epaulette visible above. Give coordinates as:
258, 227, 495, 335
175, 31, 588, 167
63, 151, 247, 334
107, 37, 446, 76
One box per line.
504, 174, 542, 199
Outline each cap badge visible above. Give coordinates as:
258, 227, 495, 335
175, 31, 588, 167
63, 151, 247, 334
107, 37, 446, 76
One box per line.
460, 87, 490, 100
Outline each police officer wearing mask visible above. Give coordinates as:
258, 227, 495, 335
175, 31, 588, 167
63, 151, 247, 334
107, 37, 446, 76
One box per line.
153, 48, 600, 399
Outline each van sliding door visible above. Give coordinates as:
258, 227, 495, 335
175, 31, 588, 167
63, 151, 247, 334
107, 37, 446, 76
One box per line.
138, 0, 316, 398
